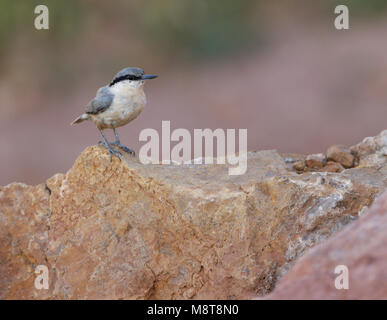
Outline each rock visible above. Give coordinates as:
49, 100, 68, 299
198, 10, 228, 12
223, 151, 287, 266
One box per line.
351, 130, 387, 167
293, 160, 306, 172
320, 161, 344, 173
351, 136, 378, 159
305, 153, 327, 169
327, 145, 354, 168
265, 190, 387, 300
2, 131, 387, 300
0, 183, 51, 299
281, 153, 306, 172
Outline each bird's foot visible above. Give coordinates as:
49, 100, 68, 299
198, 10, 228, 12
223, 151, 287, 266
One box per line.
98, 141, 122, 161
111, 142, 135, 156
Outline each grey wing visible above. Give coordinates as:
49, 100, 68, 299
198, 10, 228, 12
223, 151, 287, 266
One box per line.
85, 86, 114, 114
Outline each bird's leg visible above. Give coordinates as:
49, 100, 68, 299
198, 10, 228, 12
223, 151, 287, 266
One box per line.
98, 130, 122, 161
113, 128, 121, 144
111, 128, 135, 156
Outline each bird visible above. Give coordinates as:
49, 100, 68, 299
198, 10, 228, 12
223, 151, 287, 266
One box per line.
71, 67, 157, 160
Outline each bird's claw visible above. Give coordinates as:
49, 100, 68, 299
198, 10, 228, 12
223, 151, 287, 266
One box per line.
99, 141, 122, 161
111, 142, 136, 156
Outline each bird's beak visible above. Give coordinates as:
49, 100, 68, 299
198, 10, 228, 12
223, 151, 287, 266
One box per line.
142, 74, 158, 80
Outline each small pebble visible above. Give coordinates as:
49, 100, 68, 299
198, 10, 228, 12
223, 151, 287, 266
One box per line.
321, 161, 344, 173
327, 145, 354, 168
305, 153, 326, 169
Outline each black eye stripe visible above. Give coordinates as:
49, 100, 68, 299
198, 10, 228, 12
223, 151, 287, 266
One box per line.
109, 74, 142, 86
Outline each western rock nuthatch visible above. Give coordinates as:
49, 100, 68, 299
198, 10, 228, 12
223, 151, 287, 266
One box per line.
72, 67, 157, 160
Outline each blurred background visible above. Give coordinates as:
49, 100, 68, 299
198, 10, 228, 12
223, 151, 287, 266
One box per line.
1, 0, 387, 185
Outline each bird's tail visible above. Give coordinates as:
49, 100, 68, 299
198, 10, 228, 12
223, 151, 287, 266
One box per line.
71, 113, 89, 125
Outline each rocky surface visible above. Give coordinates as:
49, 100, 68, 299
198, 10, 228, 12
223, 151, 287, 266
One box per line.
265, 189, 387, 299
1, 130, 387, 299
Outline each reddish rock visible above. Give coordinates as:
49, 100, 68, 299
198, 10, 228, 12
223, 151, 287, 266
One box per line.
321, 161, 344, 173
0, 183, 52, 299
293, 160, 306, 172
305, 153, 327, 169
266, 190, 387, 300
2, 131, 387, 299
327, 145, 354, 168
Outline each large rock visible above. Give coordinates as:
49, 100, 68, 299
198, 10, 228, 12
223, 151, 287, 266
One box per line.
1, 130, 387, 299
265, 189, 387, 299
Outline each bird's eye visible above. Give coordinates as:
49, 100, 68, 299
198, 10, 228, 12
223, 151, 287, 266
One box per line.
127, 75, 141, 81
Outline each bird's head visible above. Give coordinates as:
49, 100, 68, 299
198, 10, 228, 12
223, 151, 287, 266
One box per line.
109, 67, 157, 88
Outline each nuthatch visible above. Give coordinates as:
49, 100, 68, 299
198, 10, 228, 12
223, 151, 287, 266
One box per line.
71, 67, 157, 160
